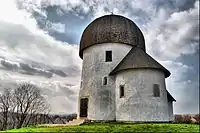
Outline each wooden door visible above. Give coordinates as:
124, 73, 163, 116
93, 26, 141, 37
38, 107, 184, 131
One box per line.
80, 98, 88, 117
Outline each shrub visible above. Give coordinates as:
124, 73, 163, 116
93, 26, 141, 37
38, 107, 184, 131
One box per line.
193, 114, 200, 124
174, 115, 192, 124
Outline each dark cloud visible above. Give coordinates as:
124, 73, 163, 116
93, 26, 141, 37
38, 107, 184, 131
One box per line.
0, 58, 70, 78
153, 0, 196, 12
0, 59, 53, 78
172, 0, 196, 11
48, 69, 67, 77
1, 60, 18, 70
20, 62, 53, 78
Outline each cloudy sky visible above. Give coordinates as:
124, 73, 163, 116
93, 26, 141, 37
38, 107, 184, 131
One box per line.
0, 0, 199, 115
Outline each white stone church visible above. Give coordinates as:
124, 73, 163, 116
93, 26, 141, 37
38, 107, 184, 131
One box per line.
78, 15, 176, 122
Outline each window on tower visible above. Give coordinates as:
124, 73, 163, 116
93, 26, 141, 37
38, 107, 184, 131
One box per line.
120, 85, 125, 98
80, 80, 83, 88
153, 84, 160, 97
103, 77, 108, 85
105, 51, 112, 62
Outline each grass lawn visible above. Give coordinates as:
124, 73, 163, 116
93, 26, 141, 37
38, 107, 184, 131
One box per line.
4, 122, 200, 132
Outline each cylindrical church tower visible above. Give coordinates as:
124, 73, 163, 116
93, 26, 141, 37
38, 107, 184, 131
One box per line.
78, 14, 175, 122
78, 15, 145, 120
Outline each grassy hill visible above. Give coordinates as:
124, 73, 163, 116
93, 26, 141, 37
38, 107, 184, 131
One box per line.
4, 122, 200, 132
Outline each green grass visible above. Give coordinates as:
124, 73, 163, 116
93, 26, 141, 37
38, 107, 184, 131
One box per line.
4, 122, 200, 132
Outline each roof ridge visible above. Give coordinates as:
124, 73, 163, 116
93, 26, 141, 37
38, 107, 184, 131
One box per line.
136, 48, 169, 72
110, 47, 137, 75
109, 47, 170, 78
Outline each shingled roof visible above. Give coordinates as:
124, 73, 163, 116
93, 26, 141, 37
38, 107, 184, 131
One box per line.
110, 47, 171, 78
79, 15, 146, 58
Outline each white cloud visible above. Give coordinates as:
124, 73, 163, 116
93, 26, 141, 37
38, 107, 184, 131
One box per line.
17, 0, 90, 15
0, 0, 82, 68
0, 0, 199, 115
144, 1, 199, 114
144, 0, 199, 61
0, 0, 81, 114
45, 22, 66, 33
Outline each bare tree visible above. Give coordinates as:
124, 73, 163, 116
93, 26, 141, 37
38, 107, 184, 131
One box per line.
0, 89, 13, 130
0, 83, 51, 130
12, 83, 49, 128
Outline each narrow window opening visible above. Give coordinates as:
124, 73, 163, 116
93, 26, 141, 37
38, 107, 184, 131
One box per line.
80, 80, 83, 88
153, 84, 160, 97
105, 51, 112, 62
120, 85, 125, 98
103, 77, 107, 85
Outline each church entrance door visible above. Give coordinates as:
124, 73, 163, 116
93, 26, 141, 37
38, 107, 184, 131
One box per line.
80, 98, 88, 117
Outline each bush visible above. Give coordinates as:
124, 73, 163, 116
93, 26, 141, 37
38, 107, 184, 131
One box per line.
193, 114, 200, 124
174, 115, 192, 124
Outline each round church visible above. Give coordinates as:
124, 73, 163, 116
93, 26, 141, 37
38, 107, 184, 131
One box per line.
78, 14, 175, 122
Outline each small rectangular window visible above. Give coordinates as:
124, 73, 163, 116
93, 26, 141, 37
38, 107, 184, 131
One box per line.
80, 80, 83, 88
120, 85, 124, 98
153, 84, 160, 97
105, 51, 112, 62
103, 77, 107, 85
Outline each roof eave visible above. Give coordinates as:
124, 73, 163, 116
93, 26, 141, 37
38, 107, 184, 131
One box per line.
167, 91, 176, 102
110, 67, 171, 78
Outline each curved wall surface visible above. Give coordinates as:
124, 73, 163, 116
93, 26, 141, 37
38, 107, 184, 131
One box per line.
115, 69, 169, 121
78, 43, 132, 120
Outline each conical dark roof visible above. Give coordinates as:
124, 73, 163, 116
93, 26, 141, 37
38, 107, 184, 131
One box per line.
79, 15, 145, 58
110, 47, 171, 78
